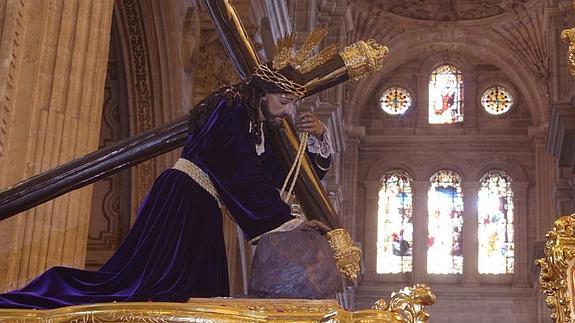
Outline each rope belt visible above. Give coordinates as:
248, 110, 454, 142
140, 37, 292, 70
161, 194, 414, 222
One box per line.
173, 157, 304, 244
173, 130, 308, 244
173, 158, 223, 208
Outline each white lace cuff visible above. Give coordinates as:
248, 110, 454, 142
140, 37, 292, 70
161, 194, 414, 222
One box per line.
307, 124, 334, 159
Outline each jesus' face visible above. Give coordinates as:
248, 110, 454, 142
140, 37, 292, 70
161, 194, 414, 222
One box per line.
260, 93, 298, 127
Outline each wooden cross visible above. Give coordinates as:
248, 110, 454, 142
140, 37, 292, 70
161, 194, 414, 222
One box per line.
0, 0, 342, 230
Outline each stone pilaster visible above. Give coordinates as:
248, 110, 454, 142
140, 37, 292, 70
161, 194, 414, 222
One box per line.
463, 72, 478, 134
415, 73, 429, 129
411, 180, 428, 283
533, 135, 558, 239
513, 181, 530, 286
362, 180, 380, 282
462, 181, 479, 286
546, 104, 575, 216
0, 0, 114, 290
342, 139, 359, 237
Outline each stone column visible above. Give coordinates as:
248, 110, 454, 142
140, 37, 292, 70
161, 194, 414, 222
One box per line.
342, 125, 364, 240
317, 0, 350, 105
362, 180, 380, 281
463, 72, 478, 135
554, 167, 575, 215
342, 137, 359, 237
533, 138, 557, 239
411, 180, 428, 283
0, 0, 114, 290
462, 181, 479, 286
513, 181, 530, 286
415, 73, 429, 131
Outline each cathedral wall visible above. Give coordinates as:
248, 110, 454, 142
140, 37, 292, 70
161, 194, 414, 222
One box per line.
340, 1, 561, 321
356, 285, 538, 323
0, 0, 114, 290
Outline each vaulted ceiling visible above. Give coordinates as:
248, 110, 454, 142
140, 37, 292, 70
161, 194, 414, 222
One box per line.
370, 0, 531, 21
344, 0, 551, 125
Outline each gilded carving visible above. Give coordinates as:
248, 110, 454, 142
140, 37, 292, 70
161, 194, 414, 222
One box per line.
373, 284, 436, 323
537, 214, 575, 323
0, 287, 436, 322
340, 40, 389, 80
120, 0, 154, 133
192, 38, 240, 101
561, 27, 575, 76
326, 228, 362, 281
118, 0, 157, 206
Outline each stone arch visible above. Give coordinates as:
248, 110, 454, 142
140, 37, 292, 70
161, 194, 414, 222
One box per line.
475, 162, 528, 183
87, 0, 199, 268
418, 52, 474, 75
347, 29, 547, 126
424, 163, 467, 182
365, 159, 419, 183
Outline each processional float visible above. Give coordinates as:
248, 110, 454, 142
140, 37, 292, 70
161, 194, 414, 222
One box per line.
0, 0, 435, 321
536, 18, 575, 323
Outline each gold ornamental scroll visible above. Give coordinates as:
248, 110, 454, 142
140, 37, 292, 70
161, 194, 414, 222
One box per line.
537, 214, 575, 323
0, 284, 436, 322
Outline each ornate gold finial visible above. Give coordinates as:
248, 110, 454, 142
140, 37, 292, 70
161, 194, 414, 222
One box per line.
373, 284, 436, 323
325, 228, 361, 281
561, 27, 575, 76
272, 28, 338, 74
537, 214, 575, 323
340, 39, 389, 80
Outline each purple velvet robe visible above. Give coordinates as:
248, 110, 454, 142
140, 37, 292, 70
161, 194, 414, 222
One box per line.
0, 98, 330, 309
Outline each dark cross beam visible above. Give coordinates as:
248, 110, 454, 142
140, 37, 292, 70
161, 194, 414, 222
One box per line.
0, 0, 342, 229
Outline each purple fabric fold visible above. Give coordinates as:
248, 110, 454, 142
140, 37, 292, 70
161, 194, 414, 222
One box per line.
0, 98, 330, 309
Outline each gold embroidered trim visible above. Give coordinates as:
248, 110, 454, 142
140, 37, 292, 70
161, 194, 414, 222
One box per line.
173, 158, 223, 208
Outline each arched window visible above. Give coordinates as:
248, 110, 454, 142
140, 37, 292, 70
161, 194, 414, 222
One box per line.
377, 170, 413, 274
427, 170, 464, 274
478, 170, 514, 274
429, 65, 464, 124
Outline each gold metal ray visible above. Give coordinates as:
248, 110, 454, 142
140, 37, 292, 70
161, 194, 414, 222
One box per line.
294, 28, 329, 66
297, 43, 338, 74
272, 33, 298, 70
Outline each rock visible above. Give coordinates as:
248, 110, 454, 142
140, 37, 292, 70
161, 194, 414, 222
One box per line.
249, 229, 341, 299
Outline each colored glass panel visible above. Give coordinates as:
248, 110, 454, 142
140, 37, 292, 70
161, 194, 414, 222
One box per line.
377, 171, 413, 274
380, 87, 412, 115
427, 170, 464, 274
481, 86, 514, 115
429, 65, 464, 124
478, 170, 514, 274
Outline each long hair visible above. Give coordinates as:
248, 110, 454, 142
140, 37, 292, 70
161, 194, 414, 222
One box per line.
188, 75, 289, 145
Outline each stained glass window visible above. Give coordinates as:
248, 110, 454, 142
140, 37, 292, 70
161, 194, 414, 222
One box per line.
377, 171, 413, 274
380, 87, 412, 115
481, 86, 514, 115
429, 65, 464, 124
427, 170, 464, 274
478, 170, 514, 274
